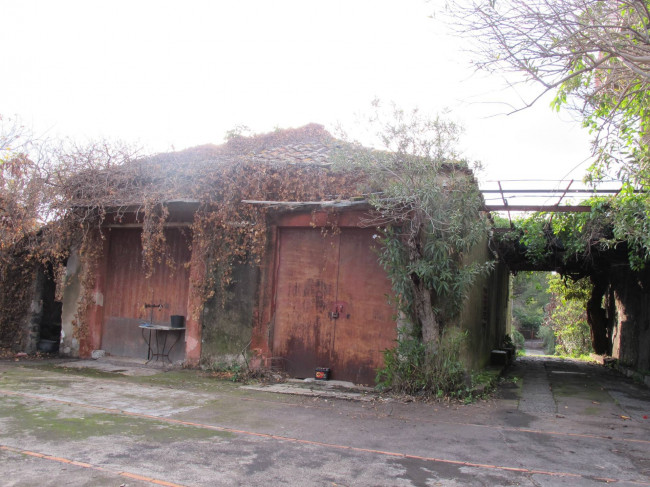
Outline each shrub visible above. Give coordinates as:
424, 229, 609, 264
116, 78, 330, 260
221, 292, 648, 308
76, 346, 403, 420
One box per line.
538, 325, 556, 355
376, 328, 469, 399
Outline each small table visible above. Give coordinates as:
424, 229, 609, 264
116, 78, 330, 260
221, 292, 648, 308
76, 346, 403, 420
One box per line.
139, 324, 185, 364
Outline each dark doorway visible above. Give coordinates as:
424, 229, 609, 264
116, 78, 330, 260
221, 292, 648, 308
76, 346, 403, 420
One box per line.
37, 264, 63, 354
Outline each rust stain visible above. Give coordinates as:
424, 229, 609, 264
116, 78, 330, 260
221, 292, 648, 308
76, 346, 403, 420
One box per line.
273, 227, 396, 383
101, 228, 191, 359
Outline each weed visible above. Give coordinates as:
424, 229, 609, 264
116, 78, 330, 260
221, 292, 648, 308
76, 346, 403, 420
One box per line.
376, 328, 472, 400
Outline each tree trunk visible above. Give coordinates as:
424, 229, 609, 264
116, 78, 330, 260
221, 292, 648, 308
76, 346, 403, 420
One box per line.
412, 277, 439, 353
587, 277, 610, 355
406, 217, 440, 353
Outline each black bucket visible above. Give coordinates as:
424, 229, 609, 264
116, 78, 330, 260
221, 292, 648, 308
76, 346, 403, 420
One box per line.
170, 315, 185, 328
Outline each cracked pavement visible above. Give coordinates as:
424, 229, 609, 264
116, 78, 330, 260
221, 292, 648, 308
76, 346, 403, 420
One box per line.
0, 354, 648, 486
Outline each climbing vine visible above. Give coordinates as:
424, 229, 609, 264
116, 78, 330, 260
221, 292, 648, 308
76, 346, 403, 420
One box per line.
0, 123, 367, 349
502, 186, 650, 272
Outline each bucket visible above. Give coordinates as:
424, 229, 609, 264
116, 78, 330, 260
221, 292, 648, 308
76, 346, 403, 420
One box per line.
170, 315, 185, 328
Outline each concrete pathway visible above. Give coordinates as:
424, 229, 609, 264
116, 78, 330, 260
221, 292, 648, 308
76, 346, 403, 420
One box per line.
517, 357, 557, 414
0, 355, 648, 486
524, 338, 546, 356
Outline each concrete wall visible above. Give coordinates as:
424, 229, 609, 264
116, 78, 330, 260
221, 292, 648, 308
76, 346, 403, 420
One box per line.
457, 241, 510, 370
199, 262, 259, 366
608, 269, 650, 371
60, 250, 82, 357
19, 267, 44, 355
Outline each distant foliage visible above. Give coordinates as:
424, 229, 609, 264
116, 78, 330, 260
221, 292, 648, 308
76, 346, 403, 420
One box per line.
511, 271, 551, 338
543, 275, 593, 357
511, 329, 526, 350
538, 325, 556, 355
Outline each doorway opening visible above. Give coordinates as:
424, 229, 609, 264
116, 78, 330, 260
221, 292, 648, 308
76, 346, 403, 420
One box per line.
36, 263, 63, 354
511, 271, 593, 358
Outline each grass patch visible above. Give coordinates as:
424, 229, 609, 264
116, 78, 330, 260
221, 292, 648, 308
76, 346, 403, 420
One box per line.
0, 396, 232, 443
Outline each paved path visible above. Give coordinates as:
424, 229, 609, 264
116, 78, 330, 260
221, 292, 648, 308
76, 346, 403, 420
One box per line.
524, 339, 546, 356
0, 356, 648, 486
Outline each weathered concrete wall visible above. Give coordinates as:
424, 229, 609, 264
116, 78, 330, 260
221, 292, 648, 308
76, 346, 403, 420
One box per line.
0, 257, 38, 351
608, 269, 650, 371
60, 250, 82, 357
20, 267, 44, 355
199, 262, 259, 366
458, 240, 510, 370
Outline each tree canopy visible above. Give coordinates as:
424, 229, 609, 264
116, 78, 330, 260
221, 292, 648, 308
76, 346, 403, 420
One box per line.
448, 0, 650, 185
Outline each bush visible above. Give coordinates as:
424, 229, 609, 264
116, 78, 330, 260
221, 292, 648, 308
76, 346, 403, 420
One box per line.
544, 275, 593, 357
376, 328, 469, 399
553, 300, 592, 357
538, 325, 556, 355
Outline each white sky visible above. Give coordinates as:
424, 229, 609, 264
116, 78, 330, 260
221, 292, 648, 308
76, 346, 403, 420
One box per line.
1, 0, 595, 192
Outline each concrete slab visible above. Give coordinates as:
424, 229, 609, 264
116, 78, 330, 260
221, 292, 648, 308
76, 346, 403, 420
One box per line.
0, 355, 648, 486
61, 359, 163, 376
243, 379, 378, 402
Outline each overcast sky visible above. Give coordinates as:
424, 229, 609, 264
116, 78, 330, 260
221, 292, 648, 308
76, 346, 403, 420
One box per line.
1, 0, 595, 195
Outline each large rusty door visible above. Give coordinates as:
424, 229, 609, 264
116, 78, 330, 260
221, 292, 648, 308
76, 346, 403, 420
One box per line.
273, 228, 339, 379
101, 228, 191, 360
333, 228, 397, 384
273, 227, 396, 384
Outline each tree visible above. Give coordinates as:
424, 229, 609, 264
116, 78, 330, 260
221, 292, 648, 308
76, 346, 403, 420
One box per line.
334, 103, 493, 353
447, 0, 650, 185
0, 115, 45, 258
0, 114, 139, 264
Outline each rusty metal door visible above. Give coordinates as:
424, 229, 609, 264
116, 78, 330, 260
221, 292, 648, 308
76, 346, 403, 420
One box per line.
101, 228, 191, 360
273, 227, 396, 384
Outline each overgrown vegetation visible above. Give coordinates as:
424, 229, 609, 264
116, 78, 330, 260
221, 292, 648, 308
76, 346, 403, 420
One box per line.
0, 120, 364, 348
448, 0, 650, 369
336, 104, 493, 397
510, 191, 650, 272
376, 329, 471, 399
503, 215, 604, 357
2, 107, 497, 395
336, 103, 492, 346
448, 0, 650, 187
543, 275, 593, 357
511, 272, 551, 338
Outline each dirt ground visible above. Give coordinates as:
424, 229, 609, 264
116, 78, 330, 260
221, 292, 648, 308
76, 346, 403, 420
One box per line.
0, 354, 649, 486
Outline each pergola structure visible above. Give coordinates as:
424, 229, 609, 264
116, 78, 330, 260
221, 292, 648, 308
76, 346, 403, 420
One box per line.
480, 179, 636, 222
481, 179, 628, 212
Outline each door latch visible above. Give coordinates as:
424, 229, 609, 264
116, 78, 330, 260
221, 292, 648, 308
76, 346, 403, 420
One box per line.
329, 303, 346, 320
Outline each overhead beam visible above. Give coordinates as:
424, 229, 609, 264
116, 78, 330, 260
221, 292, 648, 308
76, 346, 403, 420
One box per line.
480, 188, 625, 194
485, 205, 592, 212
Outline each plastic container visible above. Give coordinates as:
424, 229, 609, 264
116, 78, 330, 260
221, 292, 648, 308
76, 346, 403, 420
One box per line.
170, 315, 185, 328
315, 367, 330, 380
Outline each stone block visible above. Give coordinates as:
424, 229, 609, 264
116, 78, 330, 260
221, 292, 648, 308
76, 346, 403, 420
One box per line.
91, 349, 106, 360
491, 349, 508, 366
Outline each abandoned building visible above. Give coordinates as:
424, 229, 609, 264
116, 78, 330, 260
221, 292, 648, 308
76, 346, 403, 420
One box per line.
0, 124, 516, 384
5, 124, 650, 382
